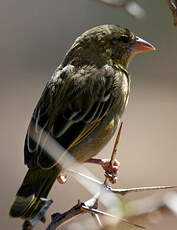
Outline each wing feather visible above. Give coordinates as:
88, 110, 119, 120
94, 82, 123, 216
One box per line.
24, 64, 125, 169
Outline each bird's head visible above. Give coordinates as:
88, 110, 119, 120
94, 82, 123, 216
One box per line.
62, 25, 155, 68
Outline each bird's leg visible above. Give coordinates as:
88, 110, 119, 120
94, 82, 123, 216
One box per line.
102, 158, 120, 184
86, 158, 120, 184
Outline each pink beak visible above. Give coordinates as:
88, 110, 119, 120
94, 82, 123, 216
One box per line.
131, 36, 155, 54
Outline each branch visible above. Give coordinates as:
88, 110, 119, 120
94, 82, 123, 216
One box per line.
96, 0, 145, 18
45, 194, 99, 230
110, 185, 177, 196
44, 183, 177, 230
166, 0, 177, 26
45, 194, 144, 230
97, 0, 177, 26
91, 213, 103, 228
104, 122, 123, 185
69, 169, 177, 197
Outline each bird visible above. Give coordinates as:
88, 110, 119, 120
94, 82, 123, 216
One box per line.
9, 24, 155, 220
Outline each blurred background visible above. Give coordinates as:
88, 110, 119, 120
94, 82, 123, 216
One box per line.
1, 0, 177, 229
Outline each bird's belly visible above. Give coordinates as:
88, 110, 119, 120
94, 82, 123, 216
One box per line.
69, 116, 118, 162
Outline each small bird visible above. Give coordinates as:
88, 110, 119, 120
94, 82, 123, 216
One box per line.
9, 25, 155, 219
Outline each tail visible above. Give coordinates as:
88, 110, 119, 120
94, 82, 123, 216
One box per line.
9, 165, 60, 219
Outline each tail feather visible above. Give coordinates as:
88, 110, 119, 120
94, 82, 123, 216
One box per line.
9, 165, 60, 219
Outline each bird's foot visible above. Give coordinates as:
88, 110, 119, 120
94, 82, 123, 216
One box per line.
57, 174, 68, 184
86, 158, 120, 184
101, 159, 120, 184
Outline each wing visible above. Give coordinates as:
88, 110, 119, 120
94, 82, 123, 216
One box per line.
24, 64, 122, 169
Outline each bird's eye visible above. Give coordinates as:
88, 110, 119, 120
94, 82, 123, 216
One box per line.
111, 37, 118, 44
118, 35, 129, 43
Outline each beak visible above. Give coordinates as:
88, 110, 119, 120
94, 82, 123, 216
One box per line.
131, 36, 155, 54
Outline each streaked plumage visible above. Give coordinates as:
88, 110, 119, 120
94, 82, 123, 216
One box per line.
9, 25, 155, 219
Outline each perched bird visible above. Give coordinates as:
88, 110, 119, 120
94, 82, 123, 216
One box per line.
9, 25, 155, 219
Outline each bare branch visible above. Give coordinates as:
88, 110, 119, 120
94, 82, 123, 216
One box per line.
45, 194, 101, 230
110, 185, 177, 195
96, 0, 145, 18
166, 0, 177, 26
45, 183, 177, 230
104, 122, 123, 185
91, 213, 103, 228
110, 122, 123, 163
81, 206, 145, 229
46, 197, 144, 230
46, 204, 83, 230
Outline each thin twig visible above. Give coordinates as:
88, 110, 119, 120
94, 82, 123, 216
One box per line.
45, 183, 177, 229
91, 213, 103, 228
104, 122, 123, 185
110, 122, 123, 163
87, 123, 123, 227
81, 206, 145, 229
110, 185, 177, 195
166, 0, 177, 26
46, 194, 99, 230
69, 169, 103, 185
96, 0, 145, 18
88, 201, 102, 227
69, 169, 177, 197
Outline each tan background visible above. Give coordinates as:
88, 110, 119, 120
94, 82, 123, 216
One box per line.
1, 0, 177, 229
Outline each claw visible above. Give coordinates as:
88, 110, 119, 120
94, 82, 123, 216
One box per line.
101, 159, 120, 184
85, 158, 120, 184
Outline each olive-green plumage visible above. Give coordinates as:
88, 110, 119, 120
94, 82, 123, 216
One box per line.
9, 25, 154, 219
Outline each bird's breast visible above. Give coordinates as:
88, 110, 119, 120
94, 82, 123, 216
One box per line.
111, 68, 130, 117
69, 116, 119, 162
